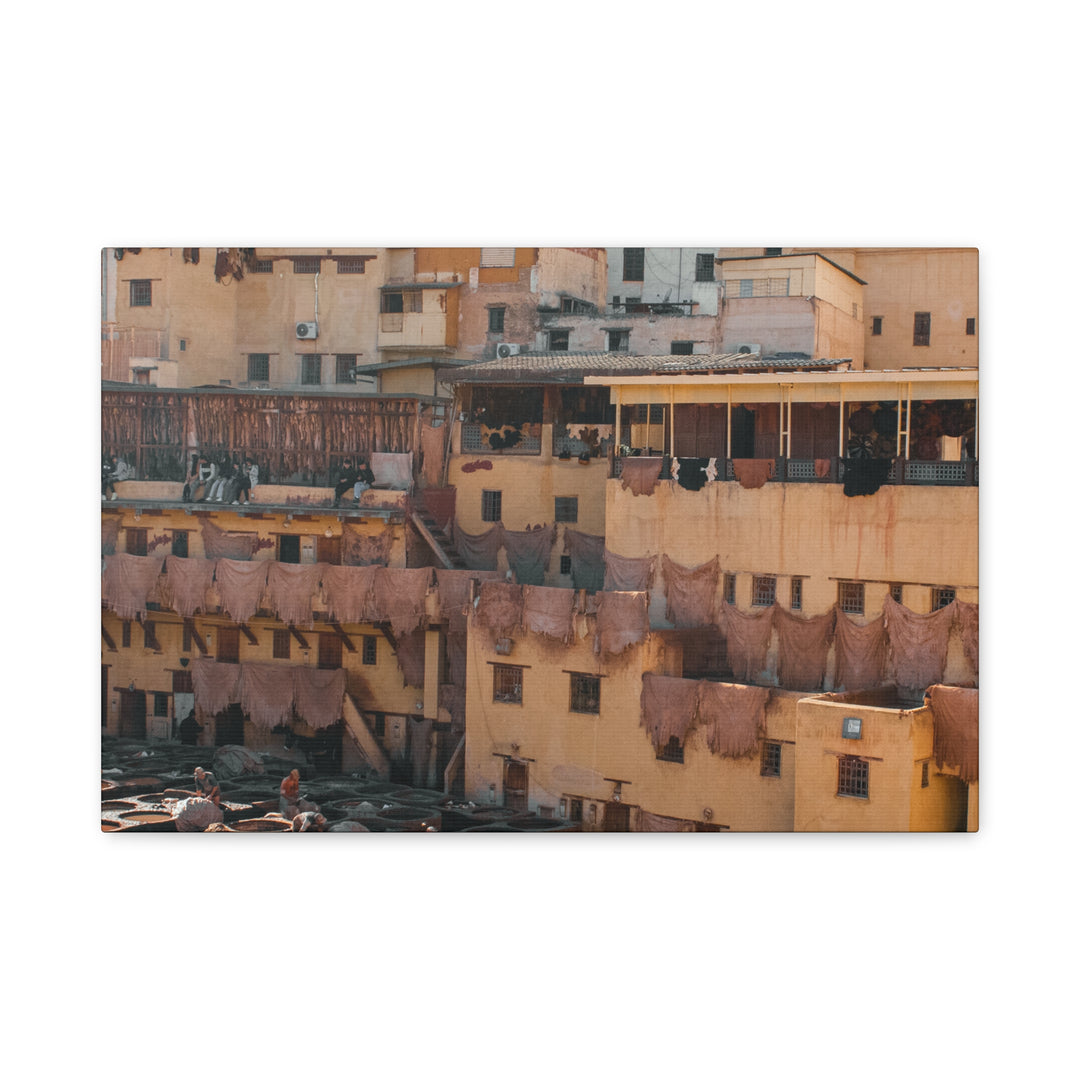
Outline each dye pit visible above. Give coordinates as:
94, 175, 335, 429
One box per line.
101, 736, 579, 834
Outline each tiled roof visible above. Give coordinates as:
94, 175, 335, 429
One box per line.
444, 352, 851, 383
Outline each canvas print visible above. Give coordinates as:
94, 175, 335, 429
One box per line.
100, 246, 978, 833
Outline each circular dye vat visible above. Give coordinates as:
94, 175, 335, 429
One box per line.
101, 821, 124, 832
389, 788, 446, 804
101, 800, 138, 812
376, 807, 441, 831
119, 810, 174, 824
230, 818, 293, 832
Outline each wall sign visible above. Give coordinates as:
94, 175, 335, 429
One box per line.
842, 716, 863, 740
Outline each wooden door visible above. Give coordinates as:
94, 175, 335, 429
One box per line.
731, 405, 755, 458
318, 632, 343, 670
119, 689, 146, 739
504, 760, 528, 813
216, 626, 240, 664
603, 800, 630, 832
317, 535, 342, 565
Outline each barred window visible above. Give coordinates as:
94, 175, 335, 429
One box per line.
488, 307, 506, 333
554, 497, 578, 523
921, 761, 930, 788
292, 257, 321, 274
560, 554, 572, 576
171, 531, 188, 558
569, 673, 600, 715
493, 664, 523, 705
607, 329, 630, 353
362, 636, 377, 666
872, 316, 883, 335
336, 256, 367, 273
657, 735, 684, 764
790, 578, 803, 611
129, 280, 152, 306
481, 489, 502, 523
695, 253, 715, 282
153, 692, 170, 717
914, 312, 931, 347
622, 248, 645, 281
838, 581, 865, 615
248, 353, 270, 382
890, 583, 904, 604
671, 341, 694, 355
752, 575, 776, 607
932, 587, 956, 611
837, 755, 869, 799
736, 277, 789, 298
405, 290, 424, 313
724, 573, 737, 605
633, 404, 665, 424
300, 354, 322, 385
761, 741, 782, 778
335, 355, 357, 384
252, 258, 274, 273
739, 279, 754, 297
273, 629, 291, 660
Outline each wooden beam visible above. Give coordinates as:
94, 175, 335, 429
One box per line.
142, 620, 162, 652
289, 627, 310, 650
184, 617, 208, 655
329, 620, 357, 652
101, 624, 118, 652
238, 624, 259, 646
373, 621, 397, 652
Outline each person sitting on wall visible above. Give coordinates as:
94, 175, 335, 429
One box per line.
185, 454, 217, 503
232, 458, 259, 505
332, 458, 359, 508
352, 456, 375, 501
208, 456, 235, 503
102, 453, 134, 501
193, 766, 221, 807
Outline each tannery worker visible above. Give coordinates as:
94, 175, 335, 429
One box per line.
193, 767, 221, 807
280, 768, 301, 818
291, 811, 328, 832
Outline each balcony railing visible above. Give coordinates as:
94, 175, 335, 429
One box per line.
461, 422, 541, 455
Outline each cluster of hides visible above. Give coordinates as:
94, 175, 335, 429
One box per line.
475, 581, 524, 637
639, 674, 700, 754
774, 606, 836, 690
452, 521, 503, 571
926, 684, 979, 783
420, 486, 456, 531
719, 601, 774, 682
101, 517, 121, 556
502, 524, 557, 586
164, 556, 217, 617
102, 553, 165, 620
620, 456, 664, 496
393, 630, 427, 688
435, 569, 493, 631
603, 550, 656, 593
201, 519, 258, 560
637, 811, 696, 832
882, 595, 954, 692
266, 562, 322, 627
342, 524, 394, 566
842, 458, 893, 497
213, 559, 269, 624
697, 682, 770, 758
661, 555, 719, 628
320, 564, 378, 624
833, 613, 888, 691
371, 567, 433, 636
732, 459, 776, 490
562, 529, 606, 592
521, 585, 577, 642
419, 423, 448, 487
370, 451, 413, 490
191, 658, 345, 730
593, 591, 650, 656
174, 797, 223, 833
674, 457, 710, 491
211, 745, 264, 779
955, 600, 979, 675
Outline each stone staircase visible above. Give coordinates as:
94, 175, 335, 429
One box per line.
410, 493, 468, 569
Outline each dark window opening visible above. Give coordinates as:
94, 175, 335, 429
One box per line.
914, 312, 931, 347
607, 329, 630, 353
554, 497, 578, 523
761, 741, 782, 778
381, 291, 404, 313
790, 578, 803, 611
121, 621, 132, 648
890, 583, 904, 604
695, 253, 715, 281
171, 531, 188, 558
570, 798, 583, 823
558, 386, 613, 425
724, 573, 736, 605
623, 248, 645, 281
671, 341, 694, 355
126, 528, 148, 557
318, 633, 343, 670
633, 404, 665, 424
182, 622, 193, 652
362, 636, 377, 665
481, 489, 502, 523
966, 318, 976, 336
278, 534, 301, 564
569, 673, 600, 714
273, 629, 291, 659
493, 664, 523, 705
153, 691, 170, 717
130, 280, 152, 306
548, 329, 570, 351
921, 761, 930, 788
300, 354, 322, 385
469, 385, 544, 429
337, 256, 367, 274
248, 353, 270, 382
764, 247, 782, 257
838, 755, 869, 799
871, 316, 883, 336
373, 712, 386, 737
488, 307, 506, 333
932, 587, 956, 611
252, 258, 273, 274
142, 621, 158, 649
335, 354, 357, 384
657, 736, 685, 764
560, 555, 572, 576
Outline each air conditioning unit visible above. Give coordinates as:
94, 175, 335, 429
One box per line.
296, 321, 319, 340
496, 343, 523, 359
736, 343, 762, 355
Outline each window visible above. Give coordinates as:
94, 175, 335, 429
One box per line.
657, 735, 685, 764
932, 587, 956, 611
671, 341, 694, 355
405, 290, 424, 313
179, 339, 186, 352
292, 256, 321, 274
570, 798, 583, 824
622, 248, 645, 281
142, 621, 158, 650
481, 489, 502, 523
914, 312, 931, 347
182, 622, 193, 652
966, 318, 976, 336
248, 354, 270, 382
362, 636, 377, 666
606, 329, 630, 353
724, 573, 736, 605
790, 578, 803, 611
921, 761, 930, 788
129, 280, 152, 306
548, 329, 570, 351
153, 692, 170, 718
121, 621, 132, 648
569, 673, 600, 714
278, 534, 301, 564
217, 626, 240, 664
761, 741, 782, 778
335, 355, 357, 384
838, 581, 865, 615
488, 307, 506, 333
126, 528, 148, 557
837, 755, 869, 799
872, 316, 883, 336
560, 554, 572, 576
752, 575, 776, 607
171, 531, 188, 558
273, 629, 291, 660
336, 256, 368, 274
764, 247, 782, 257
373, 712, 386, 737
852, 303, 859, 320
739, 279, 754, 297
252, 258, 274, 274
381, 291, 404, 313
300, 354, 322, 385
493, 664, 523, 705
318, 633, 343, 670
890, 583, 904, 604
633, 404, 665, 424
481, 248, 515, 268
554, 496, 578, 523
695, 253, 715, 282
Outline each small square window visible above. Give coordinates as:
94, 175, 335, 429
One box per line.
153, 692, 170, 717
273, 629, 291, 660
670, 341, 694, 355
248, 354, 270, 382
932, 587, 956, 611
790, 578, 803, 611
838, 581, 865, 615
752, 575, 776, 607
914, 311, 931, 347
623, 248, 645, 281
724, 573, 736, 605
300, 354, 322, 385
362, 636, 377, 665
871, 316, 883, 336
657, 736, 685, 764
761, 741, 782, 778
560, 554, 572, 576
129, 280, 152, 306
493, 664, 523, 705
548, 329, 570, 351
966, 318, 976, 336
171, 531, 189, 558
292, 256, 322, 274
481, 489, 502, 522
607, 329, 630, 353
488, 307, 506, 333
126, 528, 148, 557
694, 253, 715, 282
569, 673, 600, 714
921, 761, 930, 788
335, 355, 357, 384
252, 258, 274, 274
837, 755, 869, 799
554, 497, 578, 523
